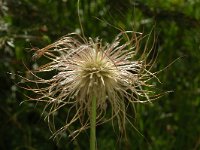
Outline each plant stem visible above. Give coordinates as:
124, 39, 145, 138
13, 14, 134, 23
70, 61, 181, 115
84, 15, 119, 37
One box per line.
90, 96, 97, 150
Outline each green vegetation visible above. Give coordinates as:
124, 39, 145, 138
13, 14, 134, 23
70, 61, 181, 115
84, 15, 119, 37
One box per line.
0, 0, 200, 150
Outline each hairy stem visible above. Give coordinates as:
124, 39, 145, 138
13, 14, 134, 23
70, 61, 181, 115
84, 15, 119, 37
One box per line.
90, 96, 97, 150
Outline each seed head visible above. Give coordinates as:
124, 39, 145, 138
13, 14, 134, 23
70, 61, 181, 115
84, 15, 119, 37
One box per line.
23, 32, 160, 139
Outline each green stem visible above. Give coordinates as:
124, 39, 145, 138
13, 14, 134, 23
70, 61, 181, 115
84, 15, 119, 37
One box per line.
90, 96, 97, 150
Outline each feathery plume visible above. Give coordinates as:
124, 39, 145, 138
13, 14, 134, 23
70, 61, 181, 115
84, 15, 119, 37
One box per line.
22, 31, 160, 139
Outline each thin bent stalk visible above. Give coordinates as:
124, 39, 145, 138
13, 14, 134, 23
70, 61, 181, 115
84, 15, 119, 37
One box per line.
90, 96, 97, 150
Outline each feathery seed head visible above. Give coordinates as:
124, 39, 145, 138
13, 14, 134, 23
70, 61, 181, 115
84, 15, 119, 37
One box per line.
23, 32, 159, 138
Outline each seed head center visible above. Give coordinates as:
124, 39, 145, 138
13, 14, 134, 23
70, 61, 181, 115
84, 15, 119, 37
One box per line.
79, 55, 116, 87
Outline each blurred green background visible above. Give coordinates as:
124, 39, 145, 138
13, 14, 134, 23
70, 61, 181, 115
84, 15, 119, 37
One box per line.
0, 0, 200, 150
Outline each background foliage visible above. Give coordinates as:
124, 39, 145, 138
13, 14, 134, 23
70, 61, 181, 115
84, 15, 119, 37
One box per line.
0, 0, 200, 150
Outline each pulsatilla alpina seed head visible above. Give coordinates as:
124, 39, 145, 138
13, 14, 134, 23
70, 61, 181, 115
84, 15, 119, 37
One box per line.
23, 32, 161, 139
